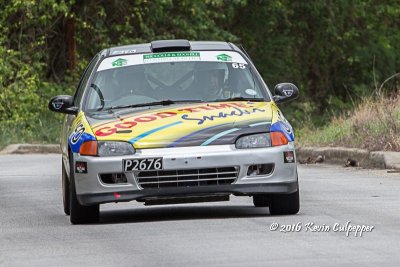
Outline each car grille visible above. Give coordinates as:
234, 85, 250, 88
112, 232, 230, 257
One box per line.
135, 166, 239, 189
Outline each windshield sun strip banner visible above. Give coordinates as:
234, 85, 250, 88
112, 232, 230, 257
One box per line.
96, 51, 248, 72
143, 52, 200, 63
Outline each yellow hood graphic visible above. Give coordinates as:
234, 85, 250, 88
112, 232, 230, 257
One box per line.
88, 101, 275, 149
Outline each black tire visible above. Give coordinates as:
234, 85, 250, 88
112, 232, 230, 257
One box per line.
69, 156, 99, 224
253, 195, 270, 207
62, 159, 70, 216
269, 190, 300, 215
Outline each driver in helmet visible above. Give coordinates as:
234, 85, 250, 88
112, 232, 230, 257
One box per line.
114, 65, 155, 99
191, 62, 226, 100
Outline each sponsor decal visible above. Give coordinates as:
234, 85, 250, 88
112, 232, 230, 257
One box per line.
69, 112, 97, 153
112, 58, 128, 67
270, 121, 295, 142
217, 53, 232, 61
232, 63, 245, 69
90, 102, 275, 148
94, 103, 256, 137
283, 88, 293, 96
69, 132, 96, 153
52, 100, 64, 110
143, 52, 200, 63
95, 111, 178, 137
275, 108, 293, 135
276, 108, 290, 125
245, 89, 257, 96
283, 123, 292, 134
283, 151, 295, 163
181, 107, 266, 125
71, 123, 85, 145
75, 161, 88, 173
97, 51, 248, 72
111, 49, 136, 55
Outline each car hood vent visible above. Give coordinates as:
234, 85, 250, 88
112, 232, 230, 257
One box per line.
150, 39, 191, 52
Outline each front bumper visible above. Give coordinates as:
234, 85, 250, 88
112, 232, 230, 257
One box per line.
73, 143, 298, 206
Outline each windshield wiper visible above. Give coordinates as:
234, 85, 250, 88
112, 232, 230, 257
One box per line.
214, 97, 266, 102
102, 99, 204, 111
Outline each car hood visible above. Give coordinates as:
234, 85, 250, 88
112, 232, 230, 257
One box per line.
83, 101, 279, 149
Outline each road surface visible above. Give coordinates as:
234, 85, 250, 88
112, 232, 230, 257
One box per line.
0, 154, 399, 266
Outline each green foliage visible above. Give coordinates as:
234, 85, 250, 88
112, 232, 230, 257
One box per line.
71, 0, 241, 62
0, 0, 399, 148
0, 48, 73, 147
231, 1, 400, 119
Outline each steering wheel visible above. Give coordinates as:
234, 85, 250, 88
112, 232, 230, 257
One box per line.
90, 83, 105, 110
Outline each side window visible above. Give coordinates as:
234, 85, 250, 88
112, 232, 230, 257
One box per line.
74, 54, 100, 106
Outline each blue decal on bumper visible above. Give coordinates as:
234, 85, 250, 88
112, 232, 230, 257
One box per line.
270, 121, 294, 142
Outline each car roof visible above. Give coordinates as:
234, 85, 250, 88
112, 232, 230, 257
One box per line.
105, 40, 243, 57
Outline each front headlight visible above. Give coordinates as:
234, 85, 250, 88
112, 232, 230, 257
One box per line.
235, 133, 271, 149
97, 141, 135, 156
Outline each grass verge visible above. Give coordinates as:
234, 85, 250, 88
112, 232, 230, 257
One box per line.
0, 114, 63, 151
297, 92, 400, 151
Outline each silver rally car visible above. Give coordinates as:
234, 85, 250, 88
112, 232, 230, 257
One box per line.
49, 40, 300, 224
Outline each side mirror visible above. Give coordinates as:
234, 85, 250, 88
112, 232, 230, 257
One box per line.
48, 95, 78, 115
272, 83, 299, 104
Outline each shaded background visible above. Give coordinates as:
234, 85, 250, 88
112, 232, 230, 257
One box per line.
0, 0, 399, 147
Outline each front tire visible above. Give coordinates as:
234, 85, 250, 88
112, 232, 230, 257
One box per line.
69, 155, 99, 224
62, 159, 70, 215
253, 195, 270, 207
269, 190, 300, 215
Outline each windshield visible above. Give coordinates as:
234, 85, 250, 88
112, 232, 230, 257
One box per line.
85, 51, 269, 111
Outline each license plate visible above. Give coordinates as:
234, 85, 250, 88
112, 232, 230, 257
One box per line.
123, 158, 163, 172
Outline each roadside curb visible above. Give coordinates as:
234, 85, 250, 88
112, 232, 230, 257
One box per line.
296, 147, 400, 170
0, 144, 61, 155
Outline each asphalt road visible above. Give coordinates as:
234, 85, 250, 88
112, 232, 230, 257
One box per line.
0, 154, 399, 266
